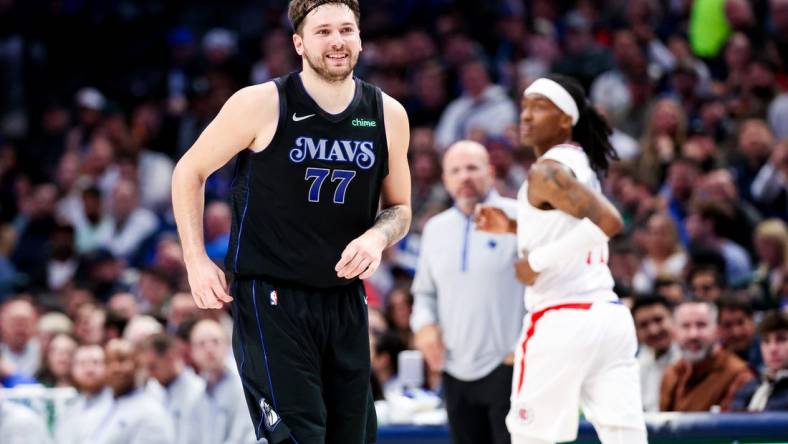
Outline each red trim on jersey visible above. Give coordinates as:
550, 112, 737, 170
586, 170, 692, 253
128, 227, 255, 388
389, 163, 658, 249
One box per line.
516, 302, 593, 395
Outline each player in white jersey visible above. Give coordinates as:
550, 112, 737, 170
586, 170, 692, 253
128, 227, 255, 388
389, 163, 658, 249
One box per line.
476, 75, 647, 444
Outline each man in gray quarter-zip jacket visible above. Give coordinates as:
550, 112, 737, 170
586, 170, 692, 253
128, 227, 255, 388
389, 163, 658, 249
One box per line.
185, 319, 260, 444
411, 141, 525, 444
140, 333, 205, 444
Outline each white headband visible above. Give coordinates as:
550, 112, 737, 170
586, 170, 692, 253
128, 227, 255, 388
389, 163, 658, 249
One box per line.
524, 78, 580, 125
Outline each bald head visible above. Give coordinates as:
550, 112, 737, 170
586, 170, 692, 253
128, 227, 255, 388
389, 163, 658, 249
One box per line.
190, 319, 228, 375
1, 299, 38, 351
442, 141, 494, 213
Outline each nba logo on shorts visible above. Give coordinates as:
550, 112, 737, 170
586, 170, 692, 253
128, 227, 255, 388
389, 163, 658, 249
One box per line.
259, 397, 281, 431
270, 290, 278, 306
516, 403, 534, 425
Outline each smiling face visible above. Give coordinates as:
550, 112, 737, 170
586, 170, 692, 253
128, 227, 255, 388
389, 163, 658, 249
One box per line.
293, 3, 361, 83
633, 303, 674, 354
674, 302, 717, 363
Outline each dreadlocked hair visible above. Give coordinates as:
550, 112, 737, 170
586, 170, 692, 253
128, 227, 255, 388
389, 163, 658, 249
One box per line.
546, 74, 618, 174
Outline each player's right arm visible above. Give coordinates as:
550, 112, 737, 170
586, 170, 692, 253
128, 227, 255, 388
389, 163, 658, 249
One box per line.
527, 159, 623, 236
520, 159, 623, 275
172, 82, 279, 309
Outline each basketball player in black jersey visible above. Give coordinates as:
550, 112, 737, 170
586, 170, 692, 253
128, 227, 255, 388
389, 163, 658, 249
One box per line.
171, 1, 411, 443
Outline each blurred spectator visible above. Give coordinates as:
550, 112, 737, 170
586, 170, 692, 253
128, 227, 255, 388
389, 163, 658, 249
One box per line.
552, 10, 615, 89
749, 219, 788, 309
486, 137, 527, 198
407, 61, 450, 127
65, 87, 106, 153
11, 182, 58, 277
661, 158, 701, 245
632, 296, 681, 412
76, 249, 126, 303
660, 301, 753, 412
685, 201, 752, 285
139, 333, 204, 444
434, 60, 517, 150
125, 105, 176, 213
732, 119, 776, 210
590, 29, 651, 135
385, 287, 414, 348
56, 344, 112, 444
717, 295, 763, 371
73, 302, 105, 345
36, 311, 73, 355
723, 33, 753, 97
123, 315, 164, 347
25, 223, 79, 293
750, 140, 788, 217
107, 292, 140, 320
187, 319, 256, 444
204, 201, 231, 263
688, 265, 726, 303
0, 297, 41, 376
94, 338, 174, 444
636, 99, 687, 191
136, 266, 175, 318
409, 146, 449, 233
34, 332, 76, 388
370, 330, 407, 397
632, 295, 681, 412
695, 169, 761, 254
250, 28, 296, 85
0, 396, 53, 444
94, 178, 159, 261
731, 310, 788, 411
69, 186, 112, 254
767, 93, 788, 140
770, 0, 788, 66
166, 292, 198, 333
632, 212, 688, 294
653, 276, 687, 306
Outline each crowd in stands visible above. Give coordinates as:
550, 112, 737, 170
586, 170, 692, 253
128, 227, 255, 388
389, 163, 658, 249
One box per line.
0, 0, 787, 440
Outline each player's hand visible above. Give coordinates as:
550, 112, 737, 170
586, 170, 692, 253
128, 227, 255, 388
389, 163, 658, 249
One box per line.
474, 204, 513, 233
335, 229, 387, 280
515, 250, 539, 285
185, 255, 233, 309
414, 324, 445, 372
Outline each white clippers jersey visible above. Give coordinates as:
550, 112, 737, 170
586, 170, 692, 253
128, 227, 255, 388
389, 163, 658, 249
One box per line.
517, 144, 616, 311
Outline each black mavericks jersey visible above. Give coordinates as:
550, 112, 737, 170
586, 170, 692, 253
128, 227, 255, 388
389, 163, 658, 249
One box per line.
226, 72, 389, 288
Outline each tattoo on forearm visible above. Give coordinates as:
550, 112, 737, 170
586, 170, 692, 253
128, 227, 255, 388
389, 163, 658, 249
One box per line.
538, 163, 601, 222
373, 204, 411, 245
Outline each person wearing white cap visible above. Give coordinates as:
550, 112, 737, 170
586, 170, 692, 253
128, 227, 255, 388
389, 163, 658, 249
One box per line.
476, 75, 647, 444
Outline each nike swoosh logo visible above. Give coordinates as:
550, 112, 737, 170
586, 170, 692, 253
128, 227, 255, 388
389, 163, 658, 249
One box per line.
292, 113, 315, 122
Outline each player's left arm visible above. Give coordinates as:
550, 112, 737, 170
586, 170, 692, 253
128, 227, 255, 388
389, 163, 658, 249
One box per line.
335, 93, 411, 280
515, 159, 623, 282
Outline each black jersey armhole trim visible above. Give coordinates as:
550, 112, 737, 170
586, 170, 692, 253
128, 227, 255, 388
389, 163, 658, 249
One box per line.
375, 86, 390, 178
249, 76, 288, 159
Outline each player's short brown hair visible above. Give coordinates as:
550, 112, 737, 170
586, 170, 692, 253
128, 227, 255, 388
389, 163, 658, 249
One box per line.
287, 0, 360, 34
